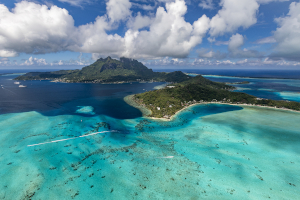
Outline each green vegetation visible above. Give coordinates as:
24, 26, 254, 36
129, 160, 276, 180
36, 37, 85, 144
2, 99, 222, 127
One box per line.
15, 57, 300, 119
15, 57, 189, 83
134, 75, 300, 118
14, 70, 78, 80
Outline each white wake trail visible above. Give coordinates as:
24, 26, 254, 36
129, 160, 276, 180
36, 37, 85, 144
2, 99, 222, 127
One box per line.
2, 87, 18, 95
27, 130, 116, 147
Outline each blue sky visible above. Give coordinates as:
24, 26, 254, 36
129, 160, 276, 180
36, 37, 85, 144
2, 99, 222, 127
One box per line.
0, 0, 299, 69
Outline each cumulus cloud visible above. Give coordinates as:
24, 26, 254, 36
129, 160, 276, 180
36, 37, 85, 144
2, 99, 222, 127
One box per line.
270, 1, 300, 61
0, 1, 75, 55
199, 0, 214, 10
197, 33, 263, 60
70, 15, 125, 55
228, 33, 263, 58
127, 12, 154, 30
0, 0, 211, 59
233, 57, 300, 66
228, 33, 244, 51
209, 0, 259, 36
122, 0, 210, 58
0, 50, 18, 57
21, 57, 48, 65
106, 0, 132, 23
49, 53, 93, 66
75, 0, 211, 58
1, 0, 290, 64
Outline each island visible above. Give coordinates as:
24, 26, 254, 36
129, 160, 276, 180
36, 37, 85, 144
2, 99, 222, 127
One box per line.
126, 75, 300, 119
15, 56, 300, 119
15, 57, 190, 84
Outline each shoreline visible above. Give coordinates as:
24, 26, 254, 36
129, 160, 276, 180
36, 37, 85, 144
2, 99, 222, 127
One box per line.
169, 102, 300, 121
123, 95, 152, 117
124, 95, 300, 121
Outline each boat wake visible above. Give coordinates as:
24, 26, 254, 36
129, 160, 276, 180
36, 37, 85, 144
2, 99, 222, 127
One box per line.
1, 86, 18, 95
27, 130, 118, 147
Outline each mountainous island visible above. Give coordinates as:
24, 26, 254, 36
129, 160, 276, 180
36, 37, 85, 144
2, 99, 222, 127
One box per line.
15, 56, 300, 119
126, 75, 300, 119
15, 57, 189, 83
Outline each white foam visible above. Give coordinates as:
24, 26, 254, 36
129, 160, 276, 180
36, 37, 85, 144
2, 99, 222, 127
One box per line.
27, 130, 117, 147
157, 156, 174, 159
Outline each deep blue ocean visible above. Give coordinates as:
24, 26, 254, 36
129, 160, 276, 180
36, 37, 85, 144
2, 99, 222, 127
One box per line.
0, 70, 164, 118
1, 69, 300, 199
1, 69, 300, 117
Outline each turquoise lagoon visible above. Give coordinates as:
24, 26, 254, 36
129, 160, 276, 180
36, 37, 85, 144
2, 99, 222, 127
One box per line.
0, 72, 300, 199
0, 104, 300, 199
202, 75, 300, 103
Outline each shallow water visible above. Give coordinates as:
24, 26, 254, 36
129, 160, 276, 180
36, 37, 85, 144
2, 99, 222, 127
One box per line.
202, 75, 300, 102
0, 73, 300, 199
0, 104, 299, 199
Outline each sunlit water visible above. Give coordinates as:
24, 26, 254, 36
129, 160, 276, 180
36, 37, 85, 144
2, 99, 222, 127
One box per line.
202, 75, 300, 102
0, 72, 299, 199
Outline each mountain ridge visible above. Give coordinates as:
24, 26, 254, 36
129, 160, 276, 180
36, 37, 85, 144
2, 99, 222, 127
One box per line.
15, 57, 189, 83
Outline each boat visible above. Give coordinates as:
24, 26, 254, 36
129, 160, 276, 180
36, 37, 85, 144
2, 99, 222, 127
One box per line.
14, 82, 20, 84
19, 85, 27, 88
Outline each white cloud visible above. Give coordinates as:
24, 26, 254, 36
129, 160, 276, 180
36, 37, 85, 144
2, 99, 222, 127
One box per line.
43, 1, 54, 7
207, 37, 215, 43
197, 48, 227, 59
0, 50, 18, 57
0, 1, 75, 55
49, 54, 93, 66
235, 57, 300, 66
0, 0, 260, 61
197, 34, 263, 60
270, 1, 300, 61
53, 0, 211, 59
209, 0, 259, 36
120, 0, 210, 58
70, 15, 124, 55
21, 56, 48, 65
0, 0, 281, 63
127, 12, 153, 30
58, 0, 92, 7
255, 36, 276, 44
219, 60, 234, 65
228, 33, 263, 58
106, 0, 132, 23
199, 0, 214, 10
228, 33, 244, 52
